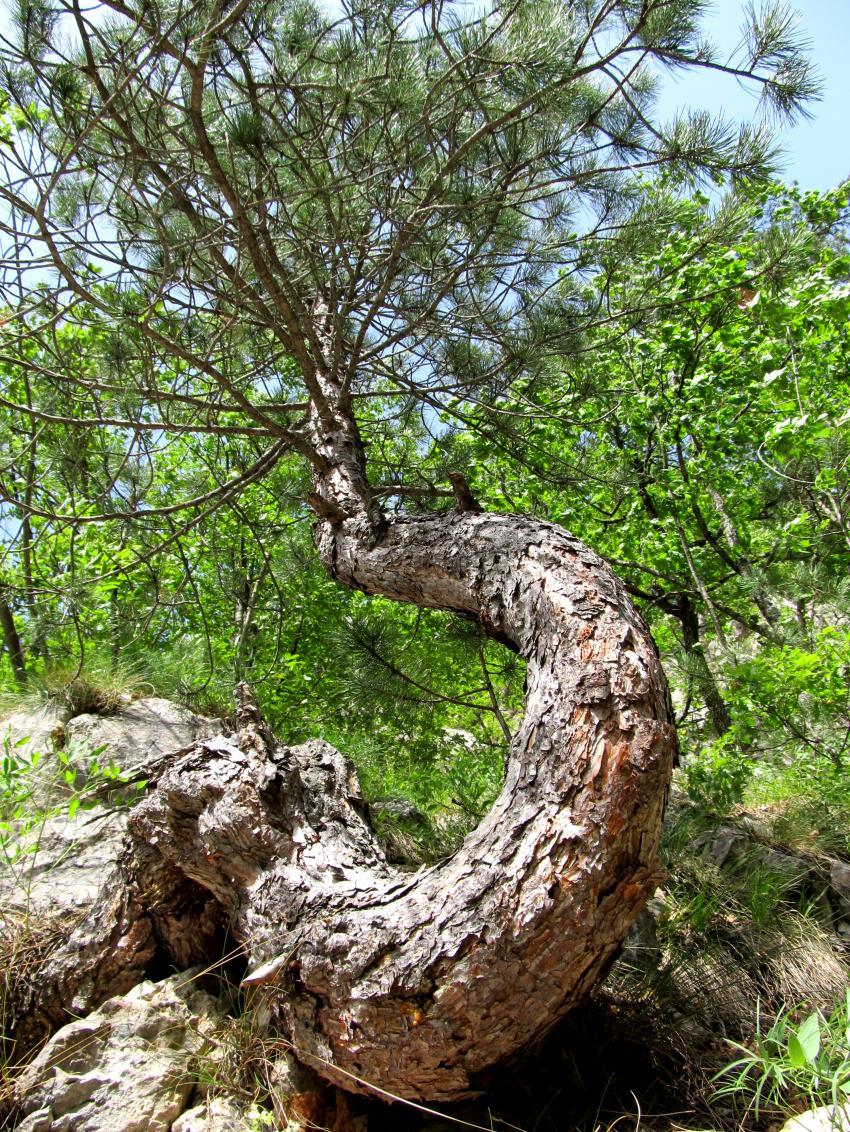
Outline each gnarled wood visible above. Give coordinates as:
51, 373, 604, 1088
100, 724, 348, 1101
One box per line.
126, 509, 676, 1101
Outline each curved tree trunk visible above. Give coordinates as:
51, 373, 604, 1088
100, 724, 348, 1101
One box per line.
10, 377, 677, 1101
122, 505, 677, 1101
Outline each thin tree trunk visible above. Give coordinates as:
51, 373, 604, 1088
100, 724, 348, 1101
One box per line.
675, 593, 731, 736
0, 591, 27, 688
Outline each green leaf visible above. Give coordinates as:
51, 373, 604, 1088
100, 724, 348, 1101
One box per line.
789, 1013, 821, 1066
787, 1033, 806, 1068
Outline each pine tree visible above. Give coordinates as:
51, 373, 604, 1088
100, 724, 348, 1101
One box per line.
0, 0, 819, 1101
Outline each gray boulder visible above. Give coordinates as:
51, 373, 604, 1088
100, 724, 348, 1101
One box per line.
64, 697, 219, 779
831, 860, 850, 914
1, 698, 219, 920
15, 972, 223, 1131
0, 697, 218, 813
0, 807, 127, 918
0, 702, 70, 762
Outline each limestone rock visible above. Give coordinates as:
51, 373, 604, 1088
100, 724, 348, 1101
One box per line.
171, 1097, 253, 1130
0, 702, 70, 761
0, 807, 126, 919
696, 824, 745, 869
781, 1104, 850, 1132
369, 797, 426, 826
620, 888, 665, 974
0, 697, 218, 815
0, 698, 219, 918
15, 972, 222, 1132
64, 697, 219, 778
830, 861, 850, 915
0, 703, 72, 809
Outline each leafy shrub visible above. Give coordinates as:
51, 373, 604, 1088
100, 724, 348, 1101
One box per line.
683, 626, 850, 837
684, 733, 753, 813
727, 628, 850, 771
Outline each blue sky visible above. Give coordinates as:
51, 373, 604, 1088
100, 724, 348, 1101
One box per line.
656, 0, 850, 190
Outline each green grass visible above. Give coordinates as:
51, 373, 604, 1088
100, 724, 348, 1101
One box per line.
743, 763, 850, 860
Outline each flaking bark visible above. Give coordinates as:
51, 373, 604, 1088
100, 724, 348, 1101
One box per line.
8, 377, 677, 1101
125, 509, 677, 1101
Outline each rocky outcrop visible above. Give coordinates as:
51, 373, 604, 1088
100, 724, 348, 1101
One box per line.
63, 698, 219, 779
14, 973, 223, 1131
830, 860, 850, 928
1, 698, 225, 1062
0, 703, 71, 810
694, 814, 850, 938
0, 698, 219, 917
0, 697, 219, 814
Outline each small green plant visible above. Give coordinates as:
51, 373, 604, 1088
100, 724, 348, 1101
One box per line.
713, 993, 850, 1121
0, 737, 41, 823
245, 1104, 277, 1129
0, 732, 143, 867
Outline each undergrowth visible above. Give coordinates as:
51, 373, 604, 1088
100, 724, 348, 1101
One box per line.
0, 909, 72, 1123
592, 792, 850, 1130
744, 762, 850, 860
713, 994, 850, 1123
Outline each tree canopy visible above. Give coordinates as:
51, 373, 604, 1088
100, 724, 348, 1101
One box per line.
0, 0, 838, 806
0, 0, 818, 470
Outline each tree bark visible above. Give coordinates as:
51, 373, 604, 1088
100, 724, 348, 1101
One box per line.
10, 375, 677, 1101
118, 503, 676, 1102
0, 590, 27, 688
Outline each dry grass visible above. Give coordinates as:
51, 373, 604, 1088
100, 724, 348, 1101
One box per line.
0, 905, 74, 1124
1, 660, 152, 721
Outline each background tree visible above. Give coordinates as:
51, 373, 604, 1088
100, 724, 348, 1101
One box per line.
455, 180, 850, 801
